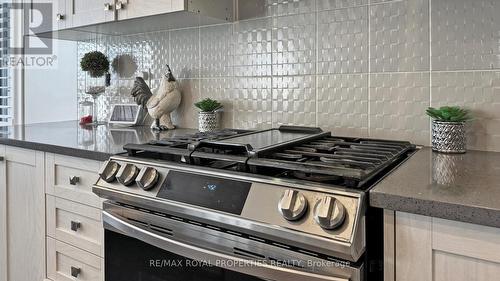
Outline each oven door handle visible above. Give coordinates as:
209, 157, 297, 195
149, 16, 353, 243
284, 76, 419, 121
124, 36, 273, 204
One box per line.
103, 211, 349, 281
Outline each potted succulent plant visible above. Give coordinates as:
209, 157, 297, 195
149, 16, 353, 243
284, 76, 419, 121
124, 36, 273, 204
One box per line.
426, 106, 472, 153
194, 98, 223, 132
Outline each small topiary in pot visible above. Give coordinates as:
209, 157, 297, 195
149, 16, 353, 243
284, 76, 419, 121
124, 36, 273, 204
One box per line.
80, 51, 110, 78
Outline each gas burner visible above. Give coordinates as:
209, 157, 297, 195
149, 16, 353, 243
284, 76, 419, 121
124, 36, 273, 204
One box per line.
272, 152, 303, 160
302, 143, 336, 151
125, 126, 416, 188
292, 146, 317, 153
319, 157, 375, 169
191, 129, 241, 140
149, 129, 250, 146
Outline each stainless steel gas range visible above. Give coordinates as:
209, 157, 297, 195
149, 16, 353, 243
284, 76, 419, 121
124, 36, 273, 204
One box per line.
93, 126, 416, 281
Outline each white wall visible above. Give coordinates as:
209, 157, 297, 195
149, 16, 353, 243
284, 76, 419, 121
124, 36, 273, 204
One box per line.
24, 39, 77, 124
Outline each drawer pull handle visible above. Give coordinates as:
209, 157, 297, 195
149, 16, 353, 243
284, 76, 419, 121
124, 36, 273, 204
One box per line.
71, 266, 81, 278
69, 176, 80, 185
71, 221, 81, 231
56, 13, 65, 21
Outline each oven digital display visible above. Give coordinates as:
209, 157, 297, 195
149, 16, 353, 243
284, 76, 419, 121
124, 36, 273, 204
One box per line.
156, 171, 251, 215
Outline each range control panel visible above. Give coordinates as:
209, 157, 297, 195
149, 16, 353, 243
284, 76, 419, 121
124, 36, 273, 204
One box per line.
95, 158, 363, 243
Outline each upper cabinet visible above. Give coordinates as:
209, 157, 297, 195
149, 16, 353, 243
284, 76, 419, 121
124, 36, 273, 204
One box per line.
116, 0, 185, 21
52, 0, 68, 31
36, 0, 115, 33
71, 0, 116, 27
34, 0, 238, 38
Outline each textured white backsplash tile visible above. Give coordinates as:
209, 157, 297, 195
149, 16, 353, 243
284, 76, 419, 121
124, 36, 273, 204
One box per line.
318, 6, 368, 74
317, 0, 367, 10
77, 0, 500, 151
431, 0, 500, 71
370, 0, 429, 72
432, 72, 500, 151
200, 25, 233, 78
272, 75, 316, 127
267, 0, 317, 16
233, 77, 273, 129
170, 28, 200, 79
370, 73, 430, 145
272, 12, 316, 76
233, 17, 273, 77
317, 74, 368, 137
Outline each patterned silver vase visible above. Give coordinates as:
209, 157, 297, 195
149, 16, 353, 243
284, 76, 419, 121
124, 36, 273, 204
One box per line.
198, 111, 219, 132
431, 121, 466, 154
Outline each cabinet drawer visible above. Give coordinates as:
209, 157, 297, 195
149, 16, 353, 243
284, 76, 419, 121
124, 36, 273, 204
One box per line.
46, 154, 103, 208
46, 195, 103, 257
432, 217, 500, 264
47, 237, 104, 281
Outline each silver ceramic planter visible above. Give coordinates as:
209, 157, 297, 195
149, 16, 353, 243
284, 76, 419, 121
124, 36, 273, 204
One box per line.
431, 121, 467, 154
198, 111, 219, 132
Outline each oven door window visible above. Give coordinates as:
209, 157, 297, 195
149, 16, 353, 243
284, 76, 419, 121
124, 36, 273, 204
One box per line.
105, 230, 265, 281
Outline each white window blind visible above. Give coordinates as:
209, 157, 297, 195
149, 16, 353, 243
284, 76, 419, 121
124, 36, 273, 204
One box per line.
0, 1, 10, 126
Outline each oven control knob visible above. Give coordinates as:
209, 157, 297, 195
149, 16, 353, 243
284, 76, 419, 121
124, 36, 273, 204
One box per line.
116, 163, 140, 186
136, 167, 159, 190
313, 196, 346, 230
278, 189, 308, 221
99, 160, 121, 183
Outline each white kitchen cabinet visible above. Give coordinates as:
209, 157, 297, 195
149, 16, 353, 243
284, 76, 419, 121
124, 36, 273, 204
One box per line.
45, 153, 104, 281
46, 195, 104, 257
46, 237, 104, 281
41, 0, 115, 32
52, 0, 70, 31
70, 0, 116, 27
0, 145, 46, 281
384, 211, 500, 281
45, 153, 104, 209
116, 0, 184, 20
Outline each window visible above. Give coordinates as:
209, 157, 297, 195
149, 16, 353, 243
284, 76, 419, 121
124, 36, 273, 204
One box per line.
0, 1, 10, 126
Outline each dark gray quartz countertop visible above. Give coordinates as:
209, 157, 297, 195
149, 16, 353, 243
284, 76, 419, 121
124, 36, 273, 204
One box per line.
370, 147, 500, 228
3, 122, 499, 227
0, 121, 198, 161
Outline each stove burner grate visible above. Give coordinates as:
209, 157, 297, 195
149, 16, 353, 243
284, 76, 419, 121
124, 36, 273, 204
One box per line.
123, 128, 415, 188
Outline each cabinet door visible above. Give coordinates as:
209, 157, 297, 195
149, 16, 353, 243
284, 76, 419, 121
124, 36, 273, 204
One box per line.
27, 0, 67, 33
116, 0, 184, 20
389, 212, 500, 281
0, 146, 45, 281
70, 0, 115, 28
52, 0, 69, 31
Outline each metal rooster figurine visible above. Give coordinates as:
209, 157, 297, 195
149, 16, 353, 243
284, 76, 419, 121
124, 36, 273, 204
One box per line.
131, 65, 181, 130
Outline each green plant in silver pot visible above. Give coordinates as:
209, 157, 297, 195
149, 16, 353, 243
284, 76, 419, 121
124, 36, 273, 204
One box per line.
195, 98, 223, 132
426, 106, 472, 153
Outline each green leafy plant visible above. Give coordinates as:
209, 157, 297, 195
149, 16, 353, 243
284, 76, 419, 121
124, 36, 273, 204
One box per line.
195, 98, 223, 112
80, 51, 110, 78
426, 106, 472, 122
